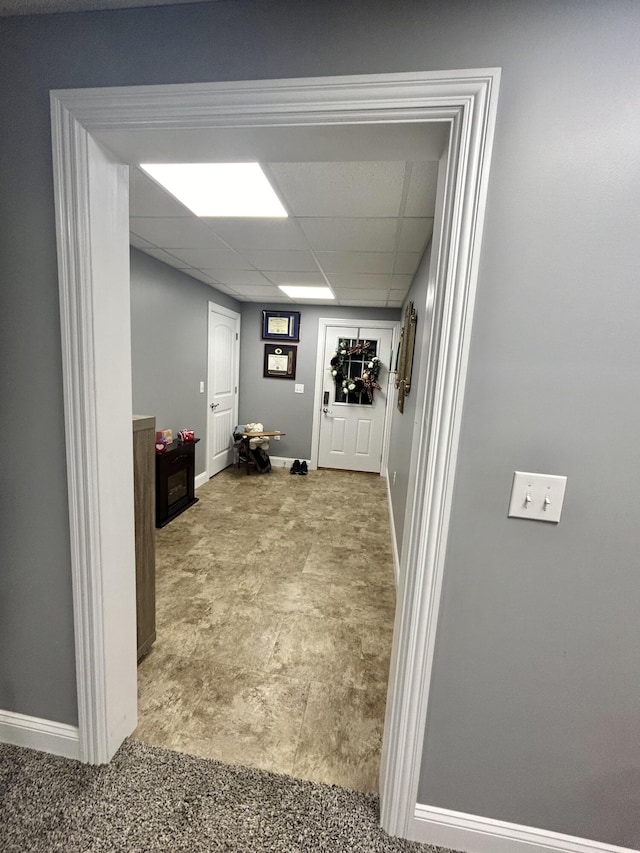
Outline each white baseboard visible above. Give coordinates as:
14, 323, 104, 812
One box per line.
0, 709, 80, 760
385, 475, 400, 589
269, 456, 312, 469
195, 471, 209, 489
411, 805, 636, 853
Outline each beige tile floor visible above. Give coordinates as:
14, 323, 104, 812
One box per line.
133, 464, 396, 792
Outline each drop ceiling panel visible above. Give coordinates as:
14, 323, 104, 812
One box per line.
269, 162, 406, 217
127, 139, 442, 303
315, 251, 394, 274
206, 218, 308, 251
332, 289, 390, 301
207, 283, 243, 296
393, 253, 421, 275
326, 273, 392, 290
390, 288, 411, 300
263, 271, 327, 286
391, 274, 413, 290
245, 250, 319, 272
129, 168, 191, 217
298, 217, 398, 252
226, 285, 284, 297
208, 270, 272, 286
339, 300, 389, 307
130, 233, 154, 250
405, 161, 440, 217
168, 248, 253, 270
398, 218, 434, 252
130, 217, 230, 250
142, 247, 191, 267
186, 269, 219, 285
153, 252, 193, 270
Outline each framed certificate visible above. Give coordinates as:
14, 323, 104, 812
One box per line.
263, 344, 297, 379
261, 310, 301, 341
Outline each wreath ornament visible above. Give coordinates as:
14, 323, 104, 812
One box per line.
329, 338, 382, 402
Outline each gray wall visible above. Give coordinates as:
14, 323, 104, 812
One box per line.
130, 248, 240, 476
238, 303, 398, 461
2, 1, 640, 846
387, 243, 432, 554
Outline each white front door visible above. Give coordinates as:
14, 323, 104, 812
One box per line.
207, 304, 240, 477
318, 324, 394, 473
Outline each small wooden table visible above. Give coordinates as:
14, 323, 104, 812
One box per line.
238, 431, 285, 475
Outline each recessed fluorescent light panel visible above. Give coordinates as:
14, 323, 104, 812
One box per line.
139, 163, 288, 218
279, 285, 335, 300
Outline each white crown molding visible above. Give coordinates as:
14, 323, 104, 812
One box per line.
0, 710, 80, 761
51, 70, 501, 131
412, 805, 637, 853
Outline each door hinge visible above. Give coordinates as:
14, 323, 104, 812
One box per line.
235, 332, 239, 340
235, 386, 238, 393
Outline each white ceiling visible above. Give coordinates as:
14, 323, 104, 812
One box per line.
130, 160, 437, 306
94, 115, 447, 307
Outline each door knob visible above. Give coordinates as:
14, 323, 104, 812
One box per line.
210, 402, 219, 410
322, 407, 330, 413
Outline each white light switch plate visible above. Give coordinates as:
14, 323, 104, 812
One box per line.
508, 471, 567, 523
294, 384, 304, 394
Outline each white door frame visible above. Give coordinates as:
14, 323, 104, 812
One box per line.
310, 317, 399, 473
206, 301, 241, 481
50, 69, 500, 838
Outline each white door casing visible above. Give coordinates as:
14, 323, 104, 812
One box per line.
318, 324, 394, 473
50, 70, 501, 844
207, 303, 240, 478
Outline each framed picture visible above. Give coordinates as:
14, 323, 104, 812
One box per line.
262, 310, 301, 341
263, 344, 297, 379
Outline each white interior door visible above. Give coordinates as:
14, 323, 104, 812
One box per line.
318, 325, 393, 473
207, 304, 240, 477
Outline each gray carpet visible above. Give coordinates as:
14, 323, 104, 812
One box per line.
0, 739, 454, 852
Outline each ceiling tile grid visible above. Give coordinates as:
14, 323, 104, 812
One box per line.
129, 157, 439, 307
298, 217, 398, 252
267, 161, 406, 218
130, 216, 230, 250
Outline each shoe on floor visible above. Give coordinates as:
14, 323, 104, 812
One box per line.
299, 461, 308, 475
290, 459, 301, 474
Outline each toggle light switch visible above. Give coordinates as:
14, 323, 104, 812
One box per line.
508, 471, 567, 523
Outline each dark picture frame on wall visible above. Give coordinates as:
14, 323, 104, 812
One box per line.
261, 310, 301, 342
263, 344, 297, 379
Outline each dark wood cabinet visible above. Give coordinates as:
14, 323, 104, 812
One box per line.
132, 416, 156, 661
155, 438, 200, 528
